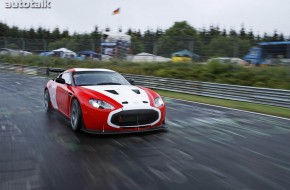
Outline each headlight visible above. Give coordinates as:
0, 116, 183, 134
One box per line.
154, 96, 164, 107
89, 99, 114, 110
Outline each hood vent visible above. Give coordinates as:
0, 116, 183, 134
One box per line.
132, 89, 140, 94
105, 90, 119, 95
143, 101, 148, 104
122, 101, 128, 104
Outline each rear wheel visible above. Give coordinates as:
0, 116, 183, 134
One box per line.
70, 99, 82, 131
44, 89, 52, 113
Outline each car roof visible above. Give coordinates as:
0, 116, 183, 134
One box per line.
66, 68, 115, 73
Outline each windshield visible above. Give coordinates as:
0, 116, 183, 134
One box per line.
73, 71, 130, 86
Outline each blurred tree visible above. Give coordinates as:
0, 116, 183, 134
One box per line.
155, 28, 164, 40
239, 24, 246, 39
48, 38, 78, 51
62, 29, 69, 38
90, 26, 101, 50
91, 26, 100, 39
272, 30, 279, 41
205, 36, 251, 58
142, 29, 155, 53
28, 28, 36, 39
247, 29, 254, 42
221, 29, 227, 37
130, 35, 144, 54
199, 27, 210, 45
51, 27, 61, 39
262, 33, 272, 41
278, 33, 285, 41
126, 28, 133, 36
135, 30, 142, 38
156, 21, 197, 57
237, 38, 251, 57
229, 29, 238, 37
209, 25, 220, 39
42, 29, 51, 39
36, 27, 44, 39
0, 22, 9, 36
10, 26, 20, 38
205, 36, 233, 57
20, 29, 29, 38
256, 34, 261, 42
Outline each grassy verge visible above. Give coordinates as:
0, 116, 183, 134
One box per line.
1, 55, 290, 90
155, 89, 290, 119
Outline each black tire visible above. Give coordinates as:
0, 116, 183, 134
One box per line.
44, 89, 52, 113
70, 99, 83, 132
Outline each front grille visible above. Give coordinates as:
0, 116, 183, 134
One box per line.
111, 109, 159, 127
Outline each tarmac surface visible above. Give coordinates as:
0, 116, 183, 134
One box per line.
1, 70, 290, 190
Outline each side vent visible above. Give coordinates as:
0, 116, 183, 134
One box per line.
122, 101, 128, 104
132, 89, 140, 94
105, 90, 119, 95
143, 101, 148, 104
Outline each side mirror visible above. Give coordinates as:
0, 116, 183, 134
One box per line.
55, 78, 66, 84
129, 78, 135, 85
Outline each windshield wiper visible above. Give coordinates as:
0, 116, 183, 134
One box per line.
78, 83, 98, 86
97, 82, 122, 85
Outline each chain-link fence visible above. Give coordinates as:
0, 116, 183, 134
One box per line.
1, 36, 289, 64
0, 37, 101, 53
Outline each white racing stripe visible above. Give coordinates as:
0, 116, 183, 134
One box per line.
48, 82, 58, 109
83, 85, 152, 110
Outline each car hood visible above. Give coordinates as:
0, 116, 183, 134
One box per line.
82, 85, 152, 110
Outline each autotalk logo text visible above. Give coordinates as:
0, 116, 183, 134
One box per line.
5, 0, 52, 9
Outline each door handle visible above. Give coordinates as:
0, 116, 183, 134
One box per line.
67, 92, 72, 96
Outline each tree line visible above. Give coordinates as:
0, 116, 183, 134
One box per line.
0, 21, 289, 58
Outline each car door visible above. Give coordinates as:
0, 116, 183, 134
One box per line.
56, 72, 73, 116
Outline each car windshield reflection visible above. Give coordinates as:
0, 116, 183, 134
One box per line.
73, 71, 130, 86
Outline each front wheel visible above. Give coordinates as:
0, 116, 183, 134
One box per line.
70, 99, 82, 132
44, 89, 52, 113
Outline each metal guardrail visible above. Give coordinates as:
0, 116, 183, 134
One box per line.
123, 74, 290, 108
1, 63, 290, 108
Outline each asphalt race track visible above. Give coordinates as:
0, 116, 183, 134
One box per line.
1, 70, 290, 190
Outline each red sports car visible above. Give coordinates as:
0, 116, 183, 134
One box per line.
44, 68, 166, 133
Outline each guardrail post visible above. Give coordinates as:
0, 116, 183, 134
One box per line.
91, 39, 95, 51
153, 41, 157, 61
233, 41, 239, 57
3, 37, 7, 48
46, 67, 49, 76
189, 40, 194, 53
21, 38, 25, 50
43, 39, 47, 51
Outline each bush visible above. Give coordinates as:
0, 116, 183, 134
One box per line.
1, 55, 290, 90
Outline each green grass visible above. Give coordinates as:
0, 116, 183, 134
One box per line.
155, 89, 290, 119
1, 55, 290, 90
